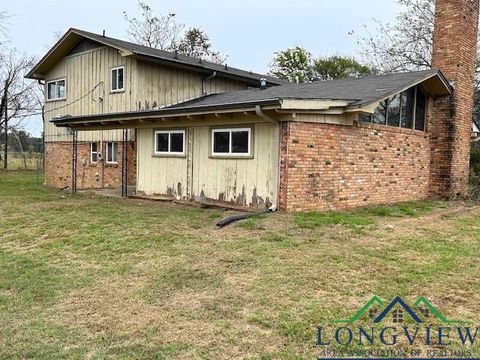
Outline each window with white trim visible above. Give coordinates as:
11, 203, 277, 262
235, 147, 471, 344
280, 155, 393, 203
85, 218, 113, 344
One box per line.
111, 66, 124, 92
106, 142, 118, 163
47, 79, 66, 100
90, 142, 98, 163
154, 130, 185, 155
212, 128, 251, 157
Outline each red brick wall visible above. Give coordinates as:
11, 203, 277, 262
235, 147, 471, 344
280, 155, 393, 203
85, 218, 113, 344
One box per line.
279, 121, 431, 212
45, 141, 136, 190
430, 0, 479, 197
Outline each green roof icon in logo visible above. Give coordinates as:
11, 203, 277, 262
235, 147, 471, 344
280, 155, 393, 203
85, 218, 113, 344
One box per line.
333, 295, 384, 324
333, 295, 467, 324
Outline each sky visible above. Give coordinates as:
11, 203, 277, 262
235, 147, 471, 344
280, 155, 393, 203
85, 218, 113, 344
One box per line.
2, 0, 402, 136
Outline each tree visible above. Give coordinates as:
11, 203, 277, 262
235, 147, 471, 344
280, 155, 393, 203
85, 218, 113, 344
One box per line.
357, 0, 435, 73
124, 2, 226, 63
269, 46, 315, 83
124, 1, 184, 50
177, 27, 226, 64
0, 49, 39, 169
314, 56, 372, 81
269, 47, 371, 83
357, 0, 480, 132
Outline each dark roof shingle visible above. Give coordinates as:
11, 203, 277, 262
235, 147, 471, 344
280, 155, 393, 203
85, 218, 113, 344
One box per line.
163, 69, 450, 111
27, 28, 285, 86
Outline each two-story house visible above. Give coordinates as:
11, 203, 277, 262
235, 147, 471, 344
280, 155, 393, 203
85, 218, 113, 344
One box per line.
27, 0, 479, 212
27, 28, 283, 194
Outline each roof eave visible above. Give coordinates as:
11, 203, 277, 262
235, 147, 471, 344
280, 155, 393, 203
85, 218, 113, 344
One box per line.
347, 70, 453, 112
50, 99, 282, 128
26, 28, 285, 86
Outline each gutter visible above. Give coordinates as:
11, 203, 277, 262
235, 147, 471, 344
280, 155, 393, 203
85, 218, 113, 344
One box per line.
51, 99, 283, 126
255, 104, 277, 123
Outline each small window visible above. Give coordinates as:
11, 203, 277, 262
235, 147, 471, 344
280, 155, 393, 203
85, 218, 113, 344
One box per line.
154, 130, 185, 155
212, 128, 251, 157
106, 142, 118, 163
392, 309, 404, 324
111, 66, 124, 92
90, 142, 98, 163
46, 79, 66, 100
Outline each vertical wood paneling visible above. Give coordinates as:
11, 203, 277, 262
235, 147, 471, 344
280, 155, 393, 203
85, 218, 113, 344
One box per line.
136, 128, 188, 196
136, 122, 279, 207
44, 45, 251, 143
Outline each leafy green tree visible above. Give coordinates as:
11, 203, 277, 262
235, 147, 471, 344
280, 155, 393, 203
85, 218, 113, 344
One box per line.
269, 46, 315, 83
269, 47, 371, 83
314, 56, 372, 81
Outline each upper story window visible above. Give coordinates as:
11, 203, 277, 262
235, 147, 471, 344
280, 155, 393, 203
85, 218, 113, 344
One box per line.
47, 79, 66, 100
359, 85, 427, 131
111, 66, 124, 92
154, 130, 185, 156
212, 128, 252, 157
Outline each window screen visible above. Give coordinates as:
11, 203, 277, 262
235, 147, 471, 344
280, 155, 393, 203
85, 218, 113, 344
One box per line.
111, 67, 124, 91
154, 130, 185, 155
90, 143, 98, 163
213, 131, 230, 153
47, 79, 66, 100
231, 131, 249, 153
415, 88, 427, 131
400, 88, 415, 129
212, 128, 251, 156
387, 95, 401, 127
106, 142, 118, 163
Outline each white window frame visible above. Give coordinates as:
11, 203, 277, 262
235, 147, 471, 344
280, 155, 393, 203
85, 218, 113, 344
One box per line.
46, 78, 66, 101
106, 142, 118, 164
154, 130, 186, 156
90, 142, 98, 163
211, 127, 252, 157
111, 66, 125, 92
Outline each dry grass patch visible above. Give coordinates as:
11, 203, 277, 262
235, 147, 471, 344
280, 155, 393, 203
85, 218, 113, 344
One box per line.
2, 171, 480, 359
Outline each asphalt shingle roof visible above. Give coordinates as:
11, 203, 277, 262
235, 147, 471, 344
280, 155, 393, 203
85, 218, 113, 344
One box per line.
69, 29, 285, 86
164, 69, 445, 111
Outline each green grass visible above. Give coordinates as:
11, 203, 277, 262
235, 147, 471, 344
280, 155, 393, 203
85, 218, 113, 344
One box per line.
4, 152, 43, 170
0, 170, 479, 359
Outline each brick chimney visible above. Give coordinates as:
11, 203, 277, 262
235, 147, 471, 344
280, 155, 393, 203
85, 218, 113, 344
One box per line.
430, 0, 479, 197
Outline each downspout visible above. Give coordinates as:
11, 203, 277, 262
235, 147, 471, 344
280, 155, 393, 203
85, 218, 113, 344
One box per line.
255, 104, 281, 211
255, 104, 276, 123
201, 71, 217, 95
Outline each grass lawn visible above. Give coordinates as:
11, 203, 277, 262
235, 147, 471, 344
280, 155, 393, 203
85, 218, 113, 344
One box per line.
1, 170, 480, 359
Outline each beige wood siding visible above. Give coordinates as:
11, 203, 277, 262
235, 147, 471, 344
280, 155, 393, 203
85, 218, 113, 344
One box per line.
44, 46, 249, 143
192, 123, 279, 207
44, 46, 136, 142
134, 59, 247, 110
136, 127, 188, 197
136, 121, 279, 208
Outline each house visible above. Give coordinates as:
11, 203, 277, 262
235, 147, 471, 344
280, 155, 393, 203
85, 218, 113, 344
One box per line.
27, 0, 479, 212
473, 119, 480, 139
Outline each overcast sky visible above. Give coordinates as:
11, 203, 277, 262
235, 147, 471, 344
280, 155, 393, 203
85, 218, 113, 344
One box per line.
3, 0, 402, 136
